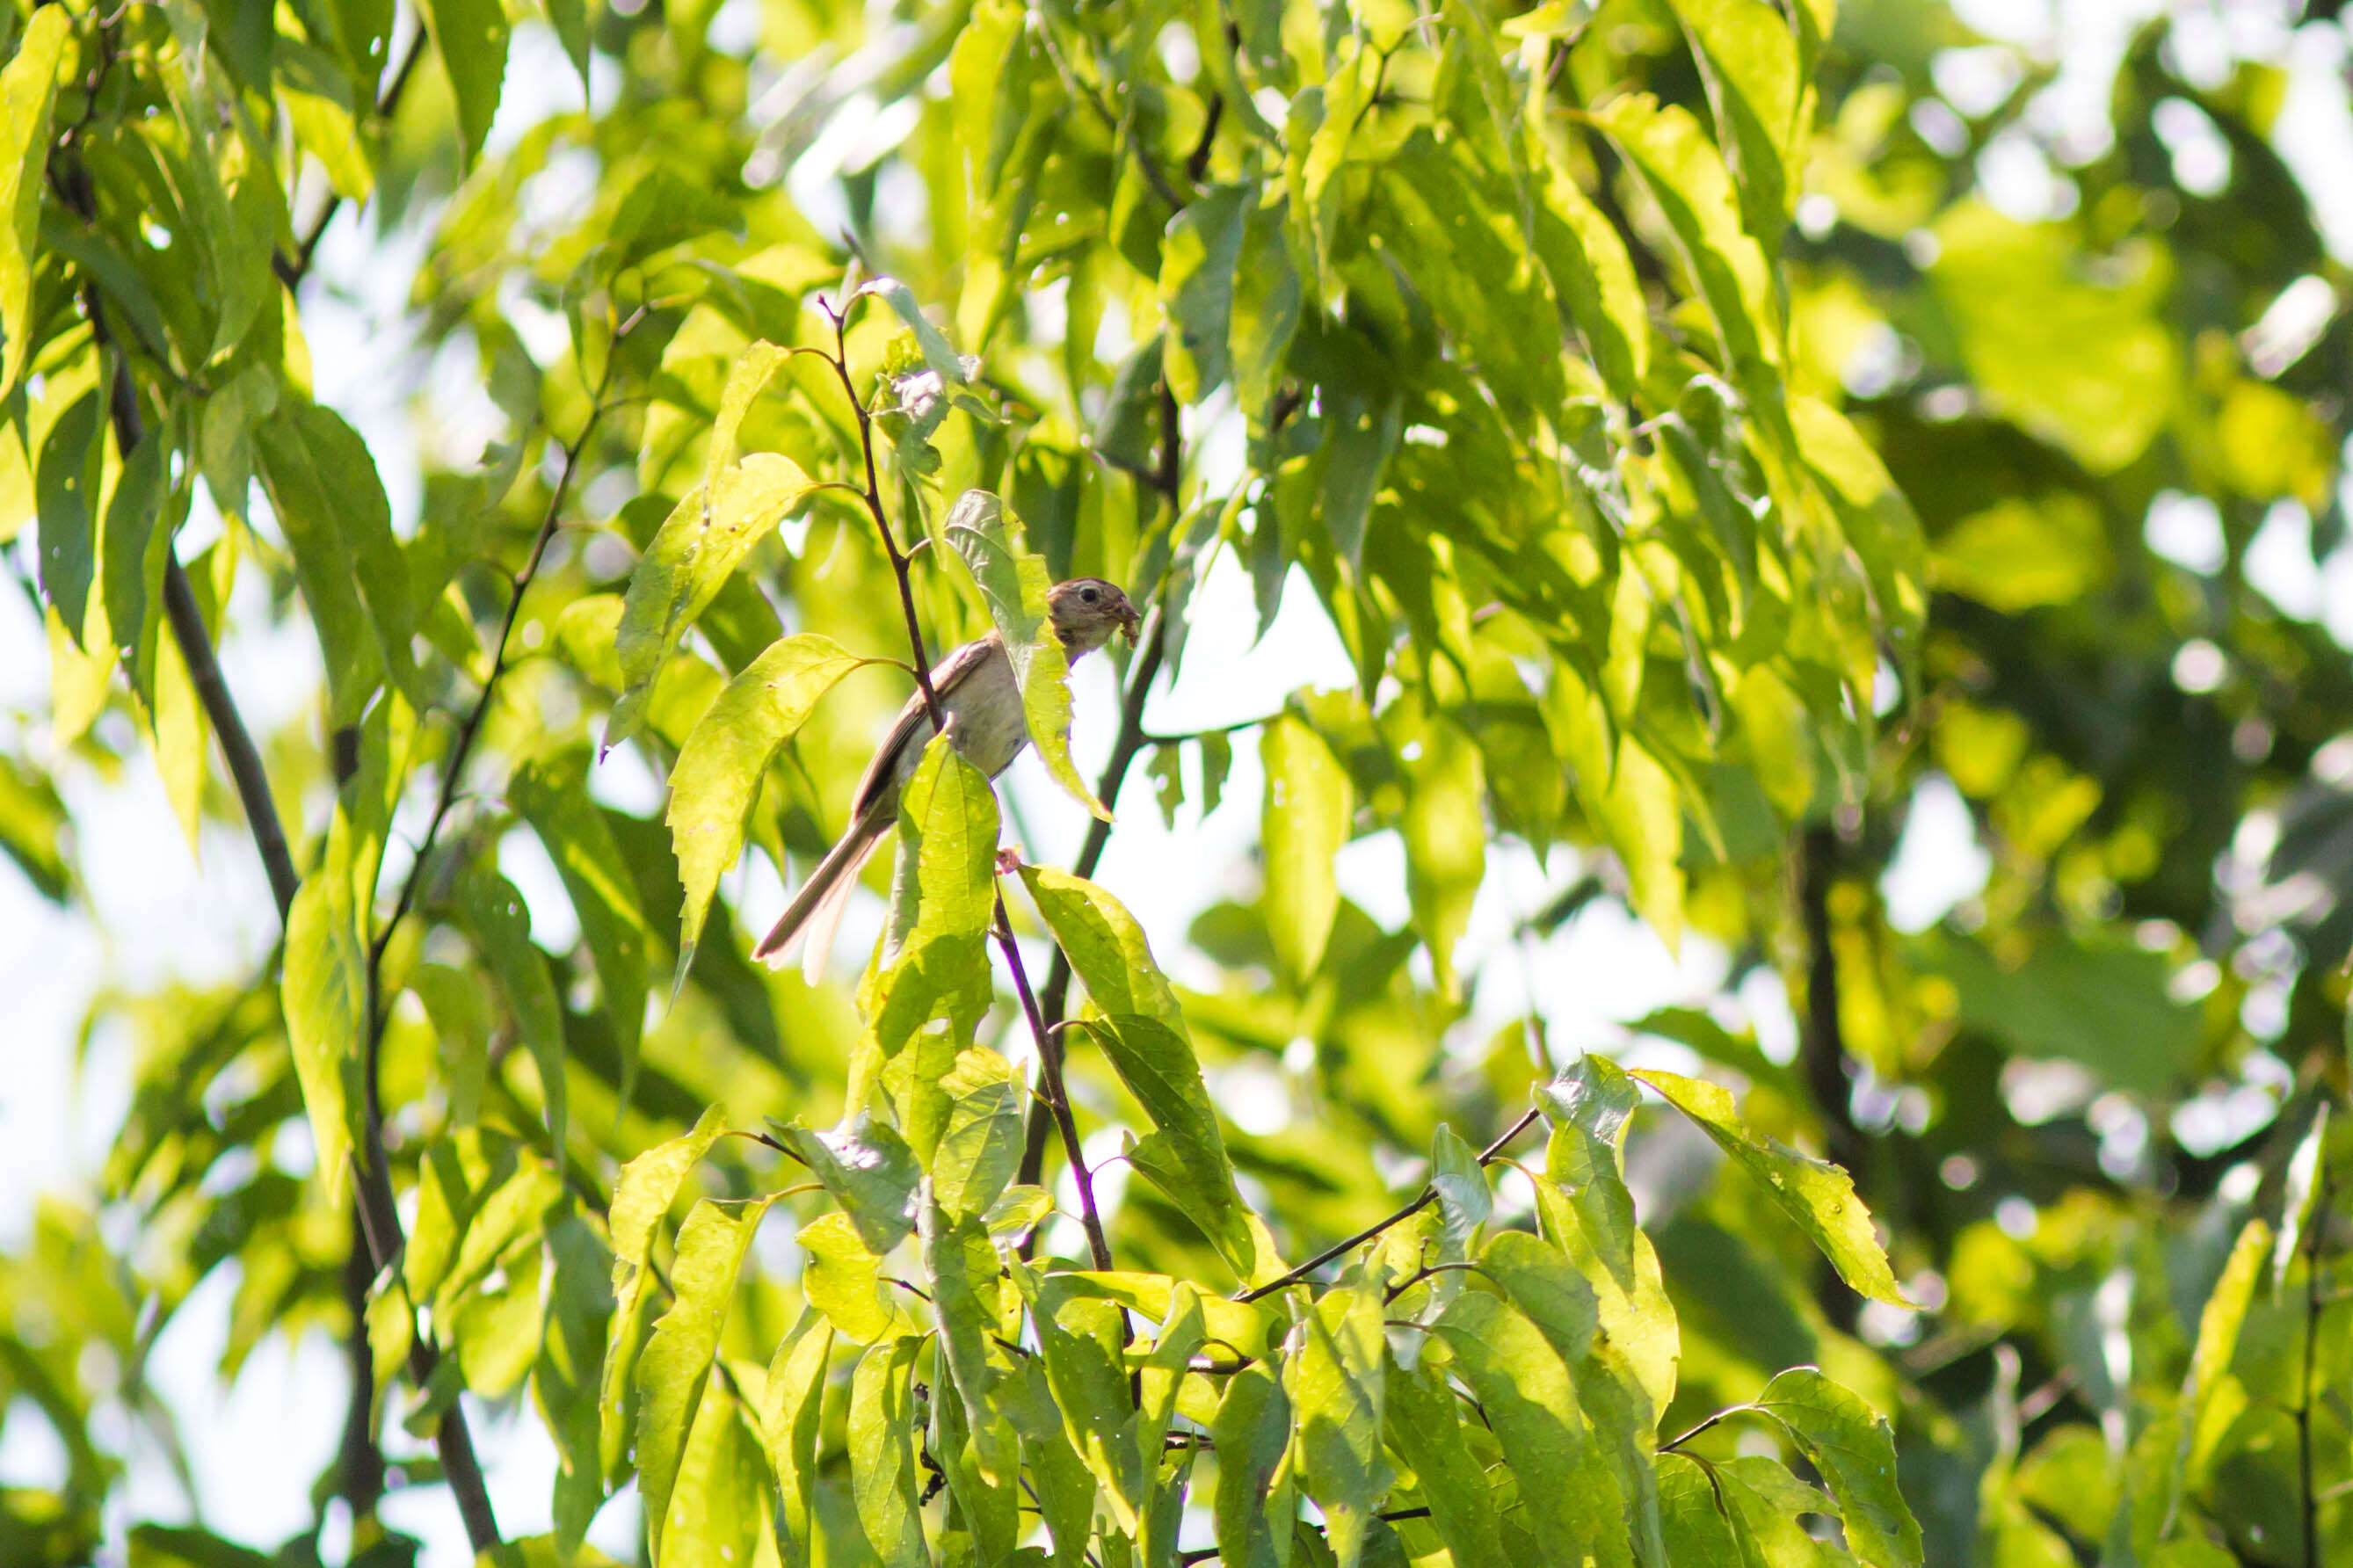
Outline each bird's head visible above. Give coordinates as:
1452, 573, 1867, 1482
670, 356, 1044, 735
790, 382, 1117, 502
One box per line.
1047, 577, 1141, 657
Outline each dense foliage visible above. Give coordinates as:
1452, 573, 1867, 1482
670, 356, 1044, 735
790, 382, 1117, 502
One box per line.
2, 0, 2350, 1564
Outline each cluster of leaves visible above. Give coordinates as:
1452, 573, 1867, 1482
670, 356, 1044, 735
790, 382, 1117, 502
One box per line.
5, 0, 2353, 1564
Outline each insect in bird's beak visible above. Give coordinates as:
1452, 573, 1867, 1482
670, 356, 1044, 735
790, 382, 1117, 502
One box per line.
1119, 600, 1142, 644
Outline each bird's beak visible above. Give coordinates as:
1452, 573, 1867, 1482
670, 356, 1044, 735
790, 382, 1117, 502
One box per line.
1119, 600, 1142, 644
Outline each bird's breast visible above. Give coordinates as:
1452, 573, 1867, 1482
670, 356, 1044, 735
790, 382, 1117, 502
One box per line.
942, 648, 1030, 776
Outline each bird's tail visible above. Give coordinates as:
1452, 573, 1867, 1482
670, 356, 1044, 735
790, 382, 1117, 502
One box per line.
754, 818, 887, 983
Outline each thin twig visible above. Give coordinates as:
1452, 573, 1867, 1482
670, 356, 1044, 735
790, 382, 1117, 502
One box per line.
1235, 1107, 1543, 1303
996, 902, 1115, 1271
1137, 712, 1279, 746
817, 293, 940, 726
2299, 1172, 2331, 1568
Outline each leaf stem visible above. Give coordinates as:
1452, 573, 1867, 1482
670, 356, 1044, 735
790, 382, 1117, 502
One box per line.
1234, 1107, 1543, 1303
2299, 1171, 2331, 1568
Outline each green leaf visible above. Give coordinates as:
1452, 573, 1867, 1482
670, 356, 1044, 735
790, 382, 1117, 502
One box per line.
849, 1335, 930, 1568
2274, 1106, 2328, 1298
1532, 139, 1649, 401
1231, 195, 1303, 422
1656, 1453, 1754, 1564
1427, 1125, 1491, 1259
658, 1383, 767, 1568
1925, 932, 2198, 1098
254, 400, 416, 725
864, 277, 971, 385
932, 1045, 1025, 1220
635, 1195, 775, 1557
99, 427, 168, 704
1287, 1282, 1386, 1568
1160, 184, 1253, 403
1672, 0, 1802, 251
798, 1210, 901, 1345
34, 390, 100, 646
760, 1310, 835, 1568
1022, 1271, 1146, 1533
0, 6, 70, 397
281, 841, 368, 1207
1260, 713, 1350, 980
1398, 708, 1484, 996
544, 0, 592, 94
512, 751, 650, 1108
858, 739, 999, 1085
421, 0, 511, 167
1212, 1362, 1296, 1568
1753, 1368, 1922, 1568
667, 633, 864, 979
1432, 1289, 1630, 1568
774, 1114, 922, 1255
1479, 1230, 1599, 1368
920, 1194, 1012, 1484
1633, 1070, 1909, 1308
1539, 1054, 1644, 1288
704, 340, 793, 496
536, 1206, 614, 1556
943, 488, 1107, 819
458, 866, 568, 1153
608, 454, 815, 751
600, 1106, 727, 1484
2166, 1218, 2270, 1536
1383, 1351, 1508, 1568
0, 752, 70, 902
1714, 1455, 1851, 1568
1593, 93, 1778, 395
1018, 865, 1255, 1274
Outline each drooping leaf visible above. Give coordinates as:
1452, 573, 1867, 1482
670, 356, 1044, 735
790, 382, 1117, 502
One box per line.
458, 867, 569, 1153
1383, 1351, 1507, 1568
2164, 1218, 2270, 1537
1753, 1368, 1923, 1568
1018, 865, 1254, 1274
943, 488, 1107, 818
600, 1106, 728, 1484
536, 1205, 614, 1556
0, 7, 70, 397
849, 1335, 931, 1568
34, 390, 100, 647
1213, 1361, 1296, 1568
421, 0, 511, 166
773, 1113, 922, 1255
1287, 1282, 1386, 1568
281, 837, 368, 1207
760, 1310, 835, 1568
608, 454, 816, 750
1539, 1055, 1644, 1289
1427, 1124, 1491, 1260
667, 633, 864, 979
1632, 1070, 1910, 1308
1260, 713, 1350, 981
635, 1195, 776, 1557
797, 1210, 901, 1345
1160, 184, 1253, 403
513, 751, 650, 1109
1672, 0, 1803, 252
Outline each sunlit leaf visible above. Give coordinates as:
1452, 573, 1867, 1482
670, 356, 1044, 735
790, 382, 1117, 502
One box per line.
1260, 713, 1349, 981
0, 7, 70, 397
1753, 1368, 1922, 1568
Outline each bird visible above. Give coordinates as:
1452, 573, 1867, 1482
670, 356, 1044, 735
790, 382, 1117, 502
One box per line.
754, 577, 1141, 981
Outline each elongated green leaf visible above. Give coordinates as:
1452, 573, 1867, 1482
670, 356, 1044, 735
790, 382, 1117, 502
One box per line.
658, 1383, 768, 1568
850, 1335, 929, 1568
2274, 1107, 2328, 1298
255, 401, 416, 724
1672, 0, 1802, 251
760, 1310, 835, 1568
2167, 1217, 2270, 1536
865, 277, 971, 384
0, 752, 69, 902
537, 1205, 614, 1556
458, 867, 568, 1153
422, 0, 509, 166
921, 1194, 1012, 1483
1019, 865, 1254, 1274
600, 1106, 727, 1483
1433, 1289, 1630, 1568
1005, 1353, 1097, 1565
1656, 1453, 1753, 1564
1160, 184, 1253, 403
281, 838, 367, 1206
609, 454, 815, 750
513, 752, 650, 1107
774, 1114, 921, 1255
0, 7, 69, 397
1383, 1352, 1507, 1568
1289, 1282, 1387, 1568
1753, 1368, 1922, 1568
932, 1046, 1025, 1220
1632, 1070, 1909, 1307
1532, 139, 1649, 401
943, 488, 1107, 818
100, 427, 167, 703
1213, 1361, 1296, 1568
1479, 1230, 1598, 1367
1593, 93, 1778, 393
1427, 1125, 1491, 1259
1260, 713, 1349, 980
35, 389, 100, 648
1715, 1455, 1849, 1568
706, 340, 792, 494
1022, 1271, 1146, 1533
1540, 1054, 1644, 1288
1398, 709, 1484, 995
635, 1195, 775, 1556
1231, 195, 1302, 421
667, 633, 864, 978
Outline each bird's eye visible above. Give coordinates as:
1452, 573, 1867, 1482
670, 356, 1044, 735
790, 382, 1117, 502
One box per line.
1080, 586, 1100, 603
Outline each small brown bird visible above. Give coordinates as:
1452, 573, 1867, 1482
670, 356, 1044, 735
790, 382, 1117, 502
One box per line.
755, 577, 1141, 980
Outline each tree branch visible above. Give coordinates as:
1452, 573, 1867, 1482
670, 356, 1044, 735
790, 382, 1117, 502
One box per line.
1234, 1107, 1542, 1302
273, 25, 432, 291
993, 902, 1114, 1270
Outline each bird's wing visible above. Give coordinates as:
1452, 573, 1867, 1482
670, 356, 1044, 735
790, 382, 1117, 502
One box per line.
848, 632, 1006, 819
